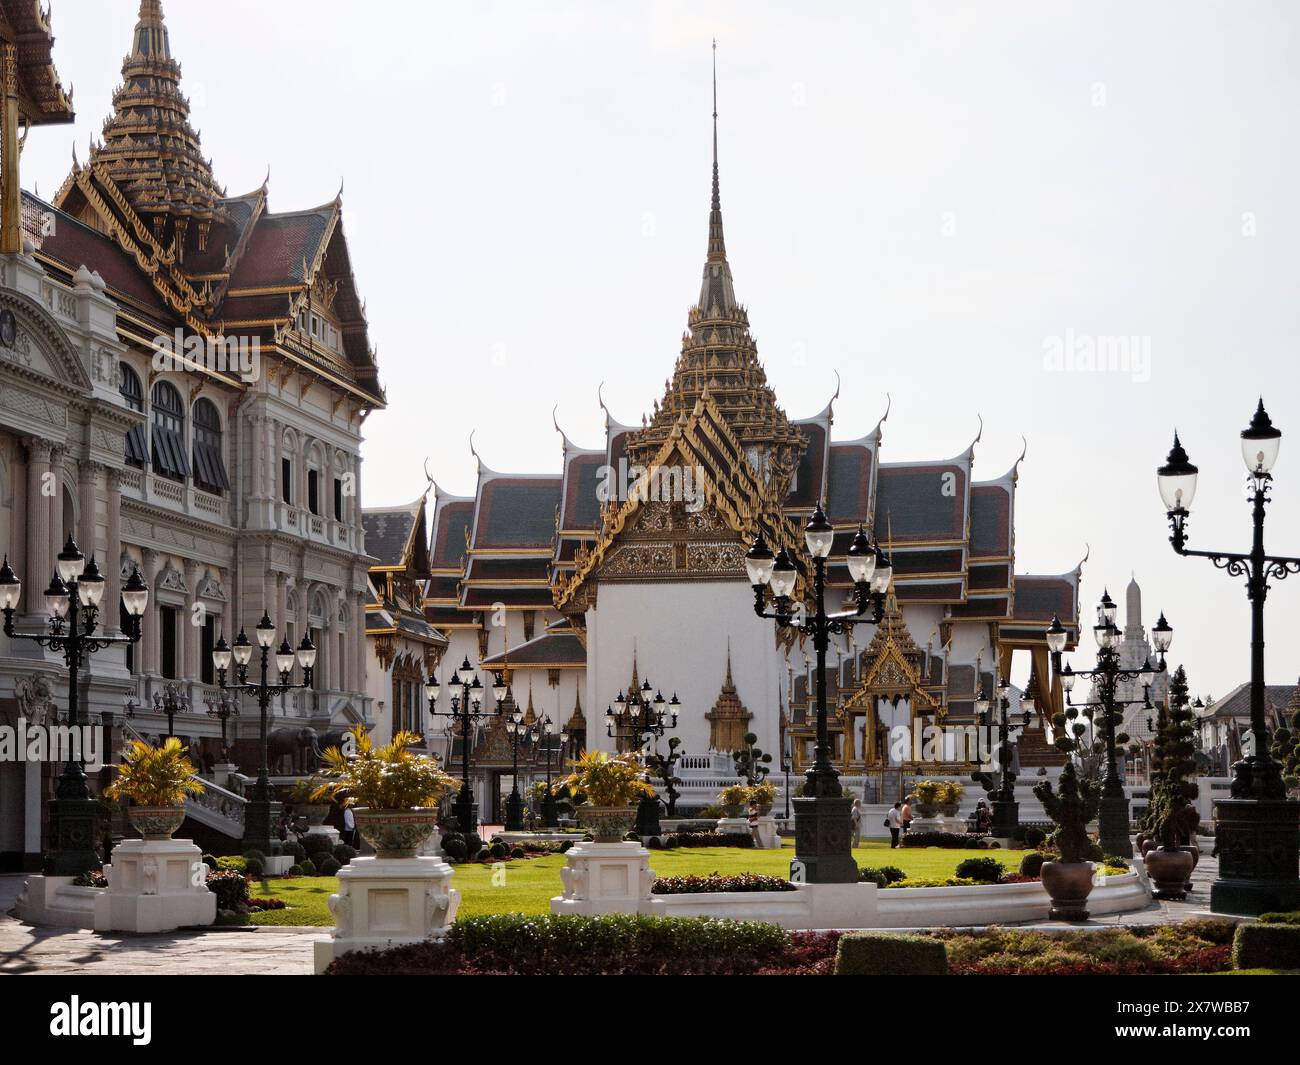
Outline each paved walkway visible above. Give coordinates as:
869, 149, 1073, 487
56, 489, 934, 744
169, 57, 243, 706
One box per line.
0, 852, 1223, 975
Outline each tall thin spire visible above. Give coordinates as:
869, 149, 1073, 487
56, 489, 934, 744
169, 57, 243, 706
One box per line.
707, 38, 726, 263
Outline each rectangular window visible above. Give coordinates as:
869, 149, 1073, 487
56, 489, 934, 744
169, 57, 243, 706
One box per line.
121, 601, 135, 674
281, 458, 292, 503
308, 469, 319, 515
160, 606, 177, 679
333, 477, 343, 521
200, 615, 217, 685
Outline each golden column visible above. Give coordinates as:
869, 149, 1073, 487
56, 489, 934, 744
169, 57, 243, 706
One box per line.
1, 41, 19, 254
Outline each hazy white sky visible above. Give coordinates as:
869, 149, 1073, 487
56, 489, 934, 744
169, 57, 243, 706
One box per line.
23, 1, 1300, 697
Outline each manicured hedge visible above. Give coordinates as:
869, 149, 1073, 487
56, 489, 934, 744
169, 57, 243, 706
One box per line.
443, 913, 788, 974
651, 873, 796, 894
835, 932, 948, 975
900, 832, 989, 849
1233, 922, 1300, 970
663, 831, 755, 849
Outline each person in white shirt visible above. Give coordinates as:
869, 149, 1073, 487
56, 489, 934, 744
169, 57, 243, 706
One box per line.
850, 798, 863, 847
342, 805, 356, 848
885, 802, 903, 849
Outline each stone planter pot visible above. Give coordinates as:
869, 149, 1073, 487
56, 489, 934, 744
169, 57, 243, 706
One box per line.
576, 806, 637, 843
1134, 831, 1150, 852
297, 803, 332, 827
916, 803, 940, 820
1140, 838, 1158, 857
720, 802, 745, 819
1040, 860, 1094, 921
1145, 847, 1194, 900
1180, 844, 1200, 892
353, 808, 439, 859
756, 802, 774, 817
127, 805, 187, 841
940, 803, 961, 818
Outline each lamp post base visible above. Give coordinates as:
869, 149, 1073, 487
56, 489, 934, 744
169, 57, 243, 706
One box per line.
541, 794, 559, 829
1098, 794, 1133, 858
633, 795, 662, 839
991, 798, 1019, 841
450, 792, 478, 837
791, 795, 857, 884
44, 797, 101, 877
1211, 796, 1300, 916
243, 798, 282, 857
504, 791, 524, 832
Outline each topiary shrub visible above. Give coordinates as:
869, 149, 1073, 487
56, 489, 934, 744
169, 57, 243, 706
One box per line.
954, 857, 1005, 884
835, 932, 948, 975
510, 846, 526, 859
646, 837, 662, 849
317, 856, 342, 877
287, 864, 304, 875
333, 844, 358, 866
1019, 851, 1047, 878
464, 833, 484, 856
242, 849, 267, 864
1022, 826, 1047, 848
201, 853, 217, 871
286, 841, 307, 862
877, 866, 906, 884
303, 834, 334, 856
858, 867, 887, 887
216, 855, 246, 872
442, 838, 468, 863
559, 840, 575, 852
297, 859, 317, 876
206, 869, 250, 911
489, 841, 508, 859
1233, 922, 1300, 969
244, 858, 264, 878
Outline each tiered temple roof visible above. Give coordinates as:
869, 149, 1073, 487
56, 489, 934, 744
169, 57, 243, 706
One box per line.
27, 0, 382, 405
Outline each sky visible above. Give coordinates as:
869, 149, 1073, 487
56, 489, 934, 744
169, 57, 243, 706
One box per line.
22, 1, 1300, 699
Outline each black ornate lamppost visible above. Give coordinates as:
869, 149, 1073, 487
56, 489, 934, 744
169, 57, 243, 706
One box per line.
425, 657, 503, 835
975, 675, 1032, 840
212, 612, 316, 856
1157, 400, 1300, 914
125, 680, 190, 740
537, 714, 560, 828
1045, 598, 1171, 857
0, 538, 149, 876
503, 698, 534, 832
606, 677, 680, 837
204, 689, 240, 762
744, 503, 891, 883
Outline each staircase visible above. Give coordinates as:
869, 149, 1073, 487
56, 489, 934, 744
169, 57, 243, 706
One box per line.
1016, 725, 1068, 768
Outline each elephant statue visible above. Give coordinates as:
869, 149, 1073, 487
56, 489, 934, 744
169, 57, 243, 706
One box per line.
266, 726, 320, 775
314, 729, 352, 763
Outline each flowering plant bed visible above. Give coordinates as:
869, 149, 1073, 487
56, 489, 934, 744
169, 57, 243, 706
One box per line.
651, 873, 796, 895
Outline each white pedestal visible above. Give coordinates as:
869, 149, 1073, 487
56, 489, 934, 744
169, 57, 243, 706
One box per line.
907, 815, 950, 834
716, 816, 751, 836
99, 838, 216, 933
261, 855, 296, 875
549, 840, 666, 917
751, 816, 780, 849
14, 875, 102, 928
313, 855, 460, 974
212, 763, 240, 789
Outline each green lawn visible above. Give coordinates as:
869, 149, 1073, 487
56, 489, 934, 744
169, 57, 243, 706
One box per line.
250, 841, 1008, 926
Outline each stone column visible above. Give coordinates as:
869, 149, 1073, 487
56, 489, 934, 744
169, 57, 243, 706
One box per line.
105, 470, 123, 628
251, 412, 265, 498
182, 559, 200, 681
23, 438, 51, 591
0, 43, 21, 256
141, 549, 161, 675
49, 443, 65, 557
77, 460, 100, 562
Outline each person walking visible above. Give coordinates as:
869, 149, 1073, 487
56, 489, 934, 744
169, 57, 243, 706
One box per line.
747, 800, 762, 847
342, 804, 357, 849
886, 801, 903, 848
850, 797, 863, 847
900, 795, 914, 834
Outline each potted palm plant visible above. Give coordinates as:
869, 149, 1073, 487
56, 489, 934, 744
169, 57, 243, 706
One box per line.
552, 751, 655, 842
1033, 761, 1100, 921
719, 783, 750, 818
748, 779, 777, 816
289, 776, 332, 826
1144, 666, 1199, 899
937, 780, 964, 818
311, 728, 456, 859
105, 737, 206, 840
913, 779, 944, 819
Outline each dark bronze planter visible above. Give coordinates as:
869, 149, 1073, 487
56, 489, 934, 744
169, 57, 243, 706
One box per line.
1040, 860, 1094, 921
1145, 846, 1195, 900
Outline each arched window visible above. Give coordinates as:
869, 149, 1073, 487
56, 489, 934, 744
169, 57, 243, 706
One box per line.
119, 363, 147, 468
150, 380, 189, 481
191, 398, 230, 492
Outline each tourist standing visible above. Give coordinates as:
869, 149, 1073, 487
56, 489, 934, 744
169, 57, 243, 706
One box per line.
747, 800, 762, 847
901, 796, 914, 834
886, 802, 903, 848
342, 804, 357, 849
850, 798, 862, 847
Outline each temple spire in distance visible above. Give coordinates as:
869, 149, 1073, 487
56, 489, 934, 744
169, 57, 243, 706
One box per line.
708, 38, 726, 263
